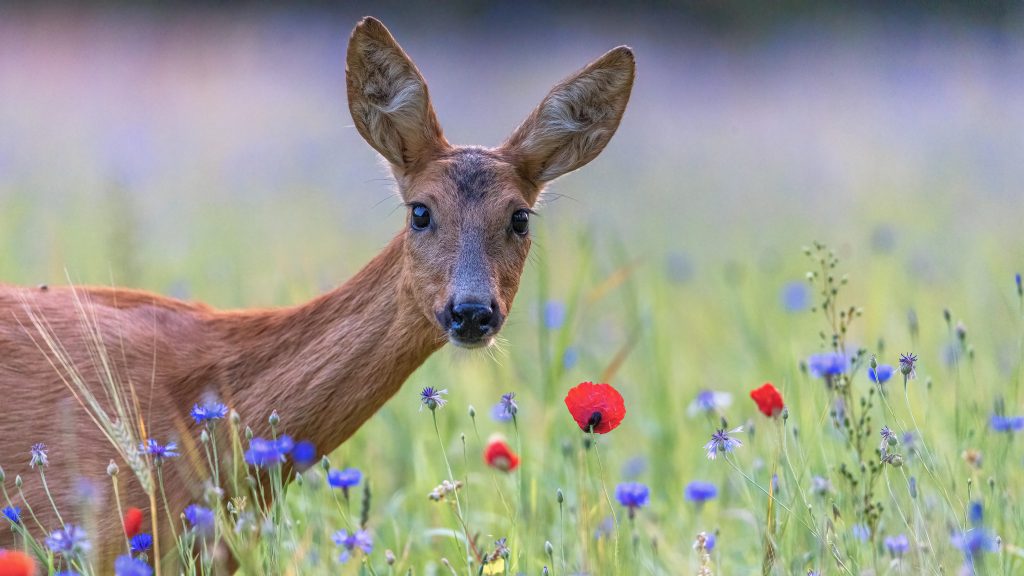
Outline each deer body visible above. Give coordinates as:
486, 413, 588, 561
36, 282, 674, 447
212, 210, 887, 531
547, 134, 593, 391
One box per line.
0, 17, 634, 571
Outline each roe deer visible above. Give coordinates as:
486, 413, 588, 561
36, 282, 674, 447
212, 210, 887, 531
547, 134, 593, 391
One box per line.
0, 16, 634, 571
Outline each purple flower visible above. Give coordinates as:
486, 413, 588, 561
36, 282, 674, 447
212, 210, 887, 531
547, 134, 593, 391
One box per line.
544, 300, 566, 329
614, 482, 650, 512
810, 476, 831, 496
2, 505, 21, 524
292, 440, 317, 469
328, 468, 362, 490
190, 401, 228, 424
868, 365, 894, 384
781, 281, 811, 312
30, 442, 48, 468
114, 555, 153, 576
498, 392, 518, 418
419, 387, 448, 411
46, 524, 91, 557
884, 534, 909, 557
852, 523, 871, 542
333, 529, 373, 563
808, 353, 847, 378
130, 533, 153, 553
989, 415, 1024, 433
687, 390, 732, 416
620, 455, 648, 479
490, 402, 514, 422
184, 504, 215, 535
704, 427, 743, 460
684, 481, 718, 503
899, 353, 918, 379
140, 439, 179, 464
244, 436, 293, 468
952, 529, 998, 558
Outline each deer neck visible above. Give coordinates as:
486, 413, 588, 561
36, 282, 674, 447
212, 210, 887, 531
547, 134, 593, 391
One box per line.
215, 234, 444, 454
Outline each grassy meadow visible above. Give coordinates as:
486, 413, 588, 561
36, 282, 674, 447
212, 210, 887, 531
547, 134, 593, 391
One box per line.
2, 6, 1024, 575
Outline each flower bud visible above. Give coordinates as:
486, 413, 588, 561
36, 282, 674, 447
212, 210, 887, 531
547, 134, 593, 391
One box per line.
200, 429, 210, 444
268, 410, 280, 427
107, 460, 119, 477
544, 541, 554, 557
556, 488, 564, 504
230, 410, 241, 425
468, 405, 476, 419
15, 475, 22, 488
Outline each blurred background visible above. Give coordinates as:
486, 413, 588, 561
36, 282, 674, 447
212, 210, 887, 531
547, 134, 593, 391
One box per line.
3, 3, 1024, 572
2, 1, 1022, 301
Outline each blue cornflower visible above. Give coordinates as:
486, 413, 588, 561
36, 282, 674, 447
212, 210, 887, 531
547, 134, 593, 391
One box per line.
115, 554, 153, 576
2, 505, 20, 524
811, 476, 832, 496
544, 300, 566, 329
140, 439, 179, 464
184, 504, 215, 535
781, 281, 811, 312
562, 347, 579, 370
704, 427, 743, 460
614, 482, 650, 516
898, 352, 918, 379
868, 365, 894, 384
333, 528, 373, 563
687, 390, 732, 416
990, 415, 1024, 433
130, 533, 153, 553
46, 524, 91, 557
490, 402, 514, 422
620, 455, 648, 479
1016, 273, 1022, 296
328, 468, 362, 490
54, 573, 83, 576
968, 501, 984, 526
498, 392, 518, 418
952, 528, 998, 560
30, 442, 48, 468
852, 523, 871, 542
190, 401, 228, 424
884, 534, 909, 557
808, 353, 847, 379
705, 532, 716, 552
292, 440, 317, 469
419, 387, 448, 411
243, 436, 293, 468
684, 481, 718, 504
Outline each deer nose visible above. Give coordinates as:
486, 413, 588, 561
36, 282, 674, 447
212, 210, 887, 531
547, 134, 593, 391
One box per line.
449, 302, 495, 340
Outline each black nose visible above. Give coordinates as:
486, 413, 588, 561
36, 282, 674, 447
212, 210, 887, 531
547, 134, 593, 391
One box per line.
450, 302, 495, 340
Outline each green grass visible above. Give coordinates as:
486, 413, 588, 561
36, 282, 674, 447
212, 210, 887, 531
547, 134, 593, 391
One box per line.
4, 198, 1024, 574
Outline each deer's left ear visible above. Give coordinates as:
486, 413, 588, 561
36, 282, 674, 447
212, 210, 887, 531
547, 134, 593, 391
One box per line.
501, 46, 635, 192
346, 17, 449, 172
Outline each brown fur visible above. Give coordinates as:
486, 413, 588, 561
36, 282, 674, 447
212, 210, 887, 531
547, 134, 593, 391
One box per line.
0, 16, 634, 571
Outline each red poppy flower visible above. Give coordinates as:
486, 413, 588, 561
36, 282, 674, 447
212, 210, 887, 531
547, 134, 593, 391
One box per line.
564, 382, 626, 434
484, 436, 520, 472
0, 550, 37, 576
124, 507, 143, 538
750, 382, 784, 417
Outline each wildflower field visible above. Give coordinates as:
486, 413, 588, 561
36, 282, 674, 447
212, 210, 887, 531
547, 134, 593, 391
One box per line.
2, 6, 1024, 576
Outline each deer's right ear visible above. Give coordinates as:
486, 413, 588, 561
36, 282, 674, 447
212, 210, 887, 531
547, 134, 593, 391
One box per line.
346, 17, 448, 172
501, 46, 635, 193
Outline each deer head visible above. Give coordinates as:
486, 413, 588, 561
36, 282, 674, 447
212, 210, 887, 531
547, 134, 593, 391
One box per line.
346, 17, 635, 348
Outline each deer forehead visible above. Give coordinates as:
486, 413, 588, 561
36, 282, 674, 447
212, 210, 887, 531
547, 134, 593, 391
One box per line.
407, 147, 533, 218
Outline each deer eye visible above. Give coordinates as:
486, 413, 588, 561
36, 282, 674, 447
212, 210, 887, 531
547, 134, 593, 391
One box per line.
511, 210, 529, 236
410, 204, 431, 231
